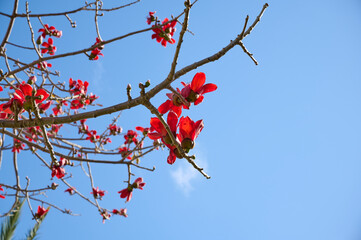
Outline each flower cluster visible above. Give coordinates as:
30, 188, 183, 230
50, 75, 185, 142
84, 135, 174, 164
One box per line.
37, 24, 62, 56
89, 38, 104, 60
148, 72, 217, 164
148, 12, 177, 47
2, 83, 49, 118
51, 157, 69, 179
69, 78, 98, 110
12, 139, 25, 153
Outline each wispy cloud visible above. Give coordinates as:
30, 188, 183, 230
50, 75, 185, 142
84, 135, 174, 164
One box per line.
170, 144, 208, 196
91, 61, 104, 88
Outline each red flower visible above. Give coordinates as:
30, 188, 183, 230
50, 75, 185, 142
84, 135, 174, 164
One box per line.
12, 139, 25, 153
69, 78, 89, 96
151, 18, 177, 47
124, 130, 138, 145
133, 177, 146, 190
51, 158, 67, 179
148, 111, 178, 145
37, 61, 52, 70
118, 177, 146, 202
38, 24, 62, 38
182, 72, 217, 105
101, 210, 111, 223
146, 11, 156, 25
109, 124, 122, 135
0, 185, 5, 199
178, 116, 204, 152
3, 83, 50, 113
89, 48, 103, 60
39, 101, 52, 113
135, 126, 149, 135
91, 187, 106, 200
112, 208, 128, 217
158, 90, 189, 117
119, 147, 132, 159
35, 206, 49, 219
41, 38, 56, 55
86, 130, 100, 143
118, 187, 132, 202
64, 187, 75, 195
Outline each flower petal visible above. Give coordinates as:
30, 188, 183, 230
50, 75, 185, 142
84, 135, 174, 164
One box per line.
199, 83, 217, 94
190, 72, 206, 92
158, 100, 172, 114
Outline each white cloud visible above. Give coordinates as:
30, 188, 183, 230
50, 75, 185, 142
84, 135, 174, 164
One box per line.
170, 144, 208, 196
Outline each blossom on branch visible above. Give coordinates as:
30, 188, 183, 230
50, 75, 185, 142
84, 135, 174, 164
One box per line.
151, 18, 177, 47
65, 187, 75, 195
38, 24, 62, 38
35, 206, 49, 219
178, 116, 204, 153
181, 72, 217, 105
112, 208, 128, 217
12, 139, 25, 153
41, 38, 56, 55
118, 177, 146, 202
91, 187, 106, 200
146, 11, 156, 25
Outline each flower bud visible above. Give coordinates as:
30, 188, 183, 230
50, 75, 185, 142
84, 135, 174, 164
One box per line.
27, 76, 37, 85
36, 36, 43, 45
181, 138, 194, 152
186, 90, 199, 103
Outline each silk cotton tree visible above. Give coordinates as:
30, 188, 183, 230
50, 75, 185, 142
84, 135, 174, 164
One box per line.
0, 0, 269, 223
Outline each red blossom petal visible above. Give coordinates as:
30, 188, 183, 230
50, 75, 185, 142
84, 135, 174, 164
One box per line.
158, 100, 172, 114
199, 83, 217, 94
149, 117, 167, 136
167, 150, 176, 164
35, 89, 50, 103
191, 120, 204, 140
19, 84, 33, 96
171, 105, 182, 117
167, 111, 178, 133
190, 72, 206, 92
147, 132, 163, 140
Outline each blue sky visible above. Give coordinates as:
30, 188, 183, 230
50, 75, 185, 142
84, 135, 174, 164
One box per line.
1, 0, 361, 239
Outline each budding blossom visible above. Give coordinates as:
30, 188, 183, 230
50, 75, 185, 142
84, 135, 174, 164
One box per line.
124, 130, 139, 145
112, 208, 128, 217
37, 61, 52, 70
12, 139, 25, 153
38, 24, 62, 38
35, 206, 49, 219
91, 187, 106, 200
146, 11, 156, 25
151, 18, 177, 47
89, 38, 104, 60
118, 177, 146, 202
51, 158, 68, 179
64, 187, 75, 195
41, 38, 56, 55
101, 210, 111, 223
